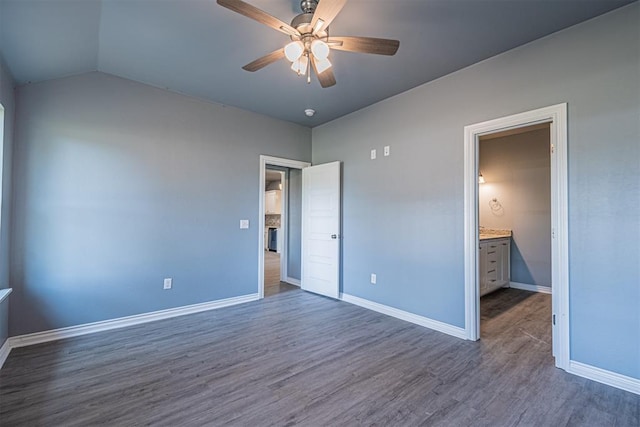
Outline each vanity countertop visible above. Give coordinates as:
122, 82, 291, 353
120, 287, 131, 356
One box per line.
479, 228, 512, 241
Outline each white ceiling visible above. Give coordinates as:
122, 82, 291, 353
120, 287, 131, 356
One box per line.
0, 0, 635, 126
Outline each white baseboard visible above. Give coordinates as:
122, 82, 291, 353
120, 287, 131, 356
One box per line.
284, 277, 301, 287
0, 338, 10, 369
509, 281, 552, 294
6, 293, 260, 351
568, 360, 640, 395
2, 292, 638, 398
340, 293, 467, 340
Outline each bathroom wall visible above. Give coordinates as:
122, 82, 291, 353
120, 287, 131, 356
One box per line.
479, 127, 551, 288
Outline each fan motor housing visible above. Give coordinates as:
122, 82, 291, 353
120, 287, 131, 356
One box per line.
291, 13, 314, 35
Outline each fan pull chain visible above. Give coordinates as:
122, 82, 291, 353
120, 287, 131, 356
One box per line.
306, 53, 311, 84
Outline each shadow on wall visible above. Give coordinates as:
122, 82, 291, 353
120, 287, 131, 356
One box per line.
510, 243, 536, 285
9, 287, 59, 335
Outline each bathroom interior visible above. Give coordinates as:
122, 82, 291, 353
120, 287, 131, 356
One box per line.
478, 123, 552, 339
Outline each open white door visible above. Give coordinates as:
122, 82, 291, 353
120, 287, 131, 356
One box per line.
301, 161, 341, 299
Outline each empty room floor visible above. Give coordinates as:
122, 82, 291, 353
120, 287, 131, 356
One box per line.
1, 289, 638, 426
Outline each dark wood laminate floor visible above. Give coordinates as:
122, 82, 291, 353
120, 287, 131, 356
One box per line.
1, 288, 638, 426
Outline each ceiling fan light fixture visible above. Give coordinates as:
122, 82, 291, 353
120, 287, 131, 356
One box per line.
291, 55, 309, 75
217, 0, 400, 89
284, 41, 304, 62
315, 57, 332, 74
311, 39, 330, 60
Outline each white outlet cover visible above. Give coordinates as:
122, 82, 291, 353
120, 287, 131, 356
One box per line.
163, 278, 172, 289
384, 146, 390, 156
370, 149, 377, 160
370, 273, 377, 284
240, 219, 249, 229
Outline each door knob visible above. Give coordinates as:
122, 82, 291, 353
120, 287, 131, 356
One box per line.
331, 234, 338, 239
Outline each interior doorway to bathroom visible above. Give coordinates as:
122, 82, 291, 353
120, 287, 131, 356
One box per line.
477, 123, 553, 359
464, 103, 569, 370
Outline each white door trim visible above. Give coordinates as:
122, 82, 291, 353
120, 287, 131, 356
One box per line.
463, 103, 569, 370
259, 156, 310, 299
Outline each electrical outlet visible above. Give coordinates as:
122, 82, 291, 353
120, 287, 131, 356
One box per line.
384, 146, 390, 156
370, 149, 377, 160
370, 273, 377, 285
240, 219, 249, 229
163, 278, 172, 290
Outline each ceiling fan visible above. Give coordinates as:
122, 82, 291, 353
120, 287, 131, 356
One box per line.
217, 0, 400, 88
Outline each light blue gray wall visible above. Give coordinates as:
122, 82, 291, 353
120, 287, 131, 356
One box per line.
479, 128, 551, 288
10, 71, 311, 336
287, 168, 302, 280
0, 55, 15, 347
313, 4, 639, 379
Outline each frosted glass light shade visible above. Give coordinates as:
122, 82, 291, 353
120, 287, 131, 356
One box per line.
311, 39, 330, 60
291, 55, 309, 74
284, 41, 304, 62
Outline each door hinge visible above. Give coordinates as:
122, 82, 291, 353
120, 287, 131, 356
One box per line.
550, 143, 555, 154
552, 228, 555, 239
553, 314, 556, 326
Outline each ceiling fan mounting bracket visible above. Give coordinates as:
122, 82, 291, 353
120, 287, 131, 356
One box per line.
300, 0, 318, 14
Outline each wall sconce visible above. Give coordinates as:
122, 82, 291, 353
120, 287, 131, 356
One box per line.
478, 172, 486, 184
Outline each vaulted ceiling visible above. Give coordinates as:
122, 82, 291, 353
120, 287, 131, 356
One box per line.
0, 0, 634, 126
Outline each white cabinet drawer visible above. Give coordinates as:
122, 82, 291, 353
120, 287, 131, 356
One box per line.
479, 237, 511, 297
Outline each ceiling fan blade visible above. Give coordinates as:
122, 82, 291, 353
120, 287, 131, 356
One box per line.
328, 36, 400, 56
217, 0, 299, 36
242, 49, 285, 72
311, 0, 347, 34
311, 56, 336, 88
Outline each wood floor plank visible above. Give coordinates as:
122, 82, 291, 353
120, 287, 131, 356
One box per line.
264, 250, 298, 297
1, 288, 638, 426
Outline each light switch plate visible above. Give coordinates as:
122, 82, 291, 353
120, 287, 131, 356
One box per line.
384, 146, 390, 156
370, 273, 377, 284
163, 278, 172, 289
240, 219, 249, 229
370, 149, 377, 160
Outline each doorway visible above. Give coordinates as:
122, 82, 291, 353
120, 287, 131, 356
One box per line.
263, 166, 303, 297
464, 104, 569, 370
258, 156, 342, 301
258, 156, 310, 298
264, 168, 285, 296
478, 123, 552, 345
